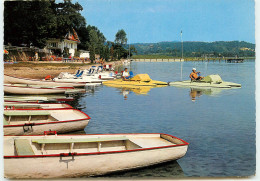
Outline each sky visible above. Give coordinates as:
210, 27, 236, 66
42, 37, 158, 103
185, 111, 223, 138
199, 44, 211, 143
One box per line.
75, 0, 255, 44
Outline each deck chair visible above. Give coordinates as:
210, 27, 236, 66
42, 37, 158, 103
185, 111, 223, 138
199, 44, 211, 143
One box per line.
76, 71, 83, 77
75, 69, 81, 76
125, 71, 134, 79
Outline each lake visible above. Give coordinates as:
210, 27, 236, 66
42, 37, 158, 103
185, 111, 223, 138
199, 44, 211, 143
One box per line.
69, 59, 255, 178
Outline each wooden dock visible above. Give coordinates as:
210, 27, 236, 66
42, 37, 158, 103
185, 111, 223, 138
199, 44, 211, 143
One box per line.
226, 58, 244, 63
133, 59, 184, 62
133, 57, 247, 63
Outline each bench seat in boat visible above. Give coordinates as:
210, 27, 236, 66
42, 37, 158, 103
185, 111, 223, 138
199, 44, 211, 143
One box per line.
3, 117, 9, 125
4, 111, 51, 116
15, 139, 35, 156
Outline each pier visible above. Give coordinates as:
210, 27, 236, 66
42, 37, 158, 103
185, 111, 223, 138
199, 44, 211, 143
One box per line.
133, 57, 248, 63
133, 59, 184, 62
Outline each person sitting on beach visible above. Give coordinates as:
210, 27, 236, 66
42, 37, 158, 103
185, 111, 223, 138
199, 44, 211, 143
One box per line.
189, 68, 204, 81
122, 68, 130, 80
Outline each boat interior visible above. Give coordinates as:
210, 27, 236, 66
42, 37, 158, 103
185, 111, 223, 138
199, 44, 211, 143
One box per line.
3, 109, 87, 125
4, 134, 185, 156
4, 103, 70, 109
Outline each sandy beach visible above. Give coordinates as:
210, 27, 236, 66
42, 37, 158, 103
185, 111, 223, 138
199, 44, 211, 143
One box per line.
4, 61, 124, 79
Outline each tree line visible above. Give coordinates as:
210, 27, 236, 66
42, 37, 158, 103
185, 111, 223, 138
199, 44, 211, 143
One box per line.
4, 0, 133, 62
133, 41, 255, 58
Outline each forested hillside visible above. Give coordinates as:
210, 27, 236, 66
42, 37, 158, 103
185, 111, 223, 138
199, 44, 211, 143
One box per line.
132, 41, 255, 57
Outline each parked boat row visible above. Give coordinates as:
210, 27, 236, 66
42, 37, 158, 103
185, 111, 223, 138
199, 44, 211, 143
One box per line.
3, 69, 190, 178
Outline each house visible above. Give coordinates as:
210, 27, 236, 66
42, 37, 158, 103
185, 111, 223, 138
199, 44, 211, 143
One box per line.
46, 29, 80, 57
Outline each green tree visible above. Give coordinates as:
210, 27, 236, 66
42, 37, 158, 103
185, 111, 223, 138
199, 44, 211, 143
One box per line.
51, 0, 86, 39
115, 29, 127, 45
4, 0, 86, 48
130, 45, 137, 56
89, 29, 98, 63
114, 29, 127, 59
4, 1, 56, 48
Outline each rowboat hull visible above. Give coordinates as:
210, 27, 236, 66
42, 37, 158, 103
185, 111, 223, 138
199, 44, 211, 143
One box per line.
4, 95, 74, 102
4, 85, 67, 95
4, 74, 86, 87
4, 133, 188, 178
4, 109, 90, 135
4, 119, 89, 135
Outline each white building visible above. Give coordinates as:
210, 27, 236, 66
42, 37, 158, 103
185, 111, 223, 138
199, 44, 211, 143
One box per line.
46, 29, 80, 57
79, 50, 90, 58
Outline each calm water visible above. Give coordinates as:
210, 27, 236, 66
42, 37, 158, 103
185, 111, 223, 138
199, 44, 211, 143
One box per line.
69, 59, 255, 178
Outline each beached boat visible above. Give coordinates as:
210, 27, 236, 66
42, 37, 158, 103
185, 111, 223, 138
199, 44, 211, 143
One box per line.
53, 67, 114, 83
53, 76, 103, 84
4, 74, 86, 87
4, 101, 73, 110
3, 109, 90, 135
169, 74, 241, 88
4, 84, 71, 95
82, 66, 116, 80
4, 95, 74, 102
4, 133, 189, 178
103, 74, 168, 87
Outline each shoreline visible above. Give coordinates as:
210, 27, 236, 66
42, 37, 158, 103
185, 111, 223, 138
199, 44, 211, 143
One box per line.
4, 60, 124, 79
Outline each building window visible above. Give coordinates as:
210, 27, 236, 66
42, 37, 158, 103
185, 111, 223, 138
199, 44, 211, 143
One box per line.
49, 42, 57, 47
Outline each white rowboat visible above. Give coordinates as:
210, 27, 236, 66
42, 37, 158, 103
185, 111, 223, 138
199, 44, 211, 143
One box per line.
4, 95, 74, 102
4, 133, 189, 178
4, 84, 69, 95
4, 109, 90, 135
4, 101, 73, 110
4, 74, 86, 87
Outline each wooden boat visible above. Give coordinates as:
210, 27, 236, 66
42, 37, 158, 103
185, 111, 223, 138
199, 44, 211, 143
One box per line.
3, 109, 90, 135
4, 84, 71, 95
103, 74, 168, 86
4, 101, 73, 110
4, 74, 86, 87
4, 133, 189, 178
169, 74, 241, 88
4, 95, 74, 102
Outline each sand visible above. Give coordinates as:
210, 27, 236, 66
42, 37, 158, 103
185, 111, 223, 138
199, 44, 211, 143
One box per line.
4, 61, 124, 79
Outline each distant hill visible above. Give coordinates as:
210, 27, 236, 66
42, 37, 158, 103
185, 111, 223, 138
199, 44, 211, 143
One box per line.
131, 41, 255, 57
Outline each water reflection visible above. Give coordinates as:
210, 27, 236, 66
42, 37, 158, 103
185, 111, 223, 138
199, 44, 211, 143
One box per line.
96, 160, 184, 178
187, 87, 238, 102
105, 84, 168, 100
190, 88, 202, 102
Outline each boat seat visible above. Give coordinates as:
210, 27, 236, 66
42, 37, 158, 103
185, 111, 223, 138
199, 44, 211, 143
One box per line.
4, 111, 50, 116
32, 137, 129, 144
3, 117, 9, 125
15, 139, 35, 156
4, 104, 41, 108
